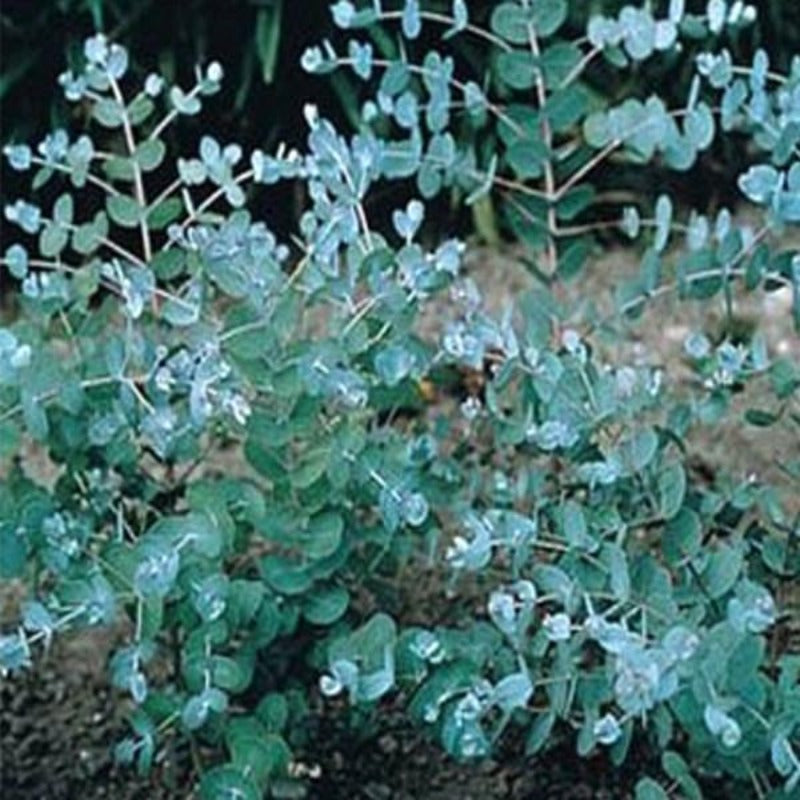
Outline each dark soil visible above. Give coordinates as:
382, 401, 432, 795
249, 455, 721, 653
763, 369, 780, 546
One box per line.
0, 635, 636, 800
1, 628, 743, 800
0, 629, 168, 800
0, 555, 666, 800
308, 710, 638, 800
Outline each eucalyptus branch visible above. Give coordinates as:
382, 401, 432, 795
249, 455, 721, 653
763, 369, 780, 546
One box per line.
0, 257, 125, 300
730, 65, 791, 85
587, 225, 779, 334
0, 603, 90, 671
553, 107, 718, 203
337, 56, 525, 137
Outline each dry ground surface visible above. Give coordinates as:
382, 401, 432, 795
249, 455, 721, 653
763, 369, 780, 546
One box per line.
1, 234, 798, 798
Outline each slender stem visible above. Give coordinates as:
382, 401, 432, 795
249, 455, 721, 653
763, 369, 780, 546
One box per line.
9, 603, 90, 655
55, 221, 148, 268
156, 710, 181, 735
147, 176, 183, 212
108, 73, 152, 263
0, 373, 151, 424
365, 288, 420, 350
379, 10, 512, 52
355, 203, 374, 250
553, 218, 690, 238
219, 318, 269, 344
534, 539, 569, 553
554, 108, 715, 203
338, 57, 524, 137
149, 83, 203, 142
553, 218, 624, 237
4, 256, 196, 312
380, 143, 548, 199
30, 156, 121, 197
287, 247, 313, 288
166, 169, 255, 247
135, 597, 143, 641
90, 547, 137, 590
491, 171, 549, 199
745, 764, 768, 800
588, 592, 671, 623
342, 296, 378, 336
560, 46, 602, 90
55, 604, 90, 630
587, 226, 780, 334
322, 137, 374, 251
126, 378, 156, 414
555, 138, 620, 203
730, 65, 789, 85
527, 20, 558, 274
0, 257, 124, 299
740, 701, 771, 730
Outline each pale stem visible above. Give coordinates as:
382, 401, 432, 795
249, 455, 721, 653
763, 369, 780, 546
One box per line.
342, 296, 378, 336
559, 46, 603, 90
553, 108, 717, 203
18, 256, 197, 311
588, 226, 779, 333
8, 603, 90, 659
338, 57, 525, 137
125, 378, 156, 414
379, 10, 513, 52
30, 156, 121, 197
31, 217, 148, 269
166, 168, 255, 247
148, 83, 203, 142
56, 221, 148, 267
108, 73, 153, 263
0, 257, 122, 299
0, 373, 152, 424
527, 20, 558, 274
325, 145, 374, 252
730, 65, 790, 85
147, 176, 184, 212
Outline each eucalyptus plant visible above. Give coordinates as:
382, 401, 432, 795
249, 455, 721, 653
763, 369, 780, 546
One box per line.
1, 2, 799, 798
